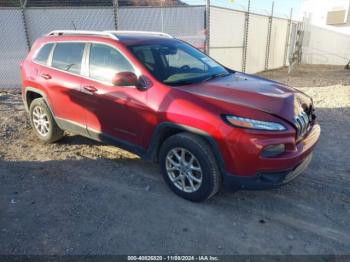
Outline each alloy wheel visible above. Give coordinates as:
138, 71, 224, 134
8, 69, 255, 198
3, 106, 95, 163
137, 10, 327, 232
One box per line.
165, 147, 203, 193
32, 106, 50, 136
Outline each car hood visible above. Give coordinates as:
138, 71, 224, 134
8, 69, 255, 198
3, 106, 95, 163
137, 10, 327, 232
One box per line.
175, 72, 313, 123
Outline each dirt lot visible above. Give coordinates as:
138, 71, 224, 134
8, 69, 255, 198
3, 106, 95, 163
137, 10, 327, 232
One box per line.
0, 65, 349, 255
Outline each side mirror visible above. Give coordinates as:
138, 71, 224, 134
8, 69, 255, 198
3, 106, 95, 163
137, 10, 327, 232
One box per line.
112, 72, 139, 87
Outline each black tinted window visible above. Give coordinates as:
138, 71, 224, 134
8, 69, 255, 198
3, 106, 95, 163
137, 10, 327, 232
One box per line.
52, 43, 85, 74
89, 44, 134, 83
33, 43, 54, 65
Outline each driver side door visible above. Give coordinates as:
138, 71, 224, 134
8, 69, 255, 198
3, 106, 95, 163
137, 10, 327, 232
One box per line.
80, 43, 150, 148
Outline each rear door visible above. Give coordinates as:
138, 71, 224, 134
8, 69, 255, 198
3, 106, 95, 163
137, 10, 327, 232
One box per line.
42, 42, 88, 134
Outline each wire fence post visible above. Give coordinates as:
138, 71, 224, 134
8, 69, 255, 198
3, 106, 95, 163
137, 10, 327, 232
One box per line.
283, 8, 293, 66
242, 0, 251, 73
265, 1, 274, 71
205, 0, 210, 55
113, 0, 119, 30
160, 0, 164, 32
20, 0, 30, 51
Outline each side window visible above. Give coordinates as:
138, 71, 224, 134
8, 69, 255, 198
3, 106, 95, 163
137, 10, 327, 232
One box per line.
89, 44, 134, 83
33, 43, 54, 65
52, 43, 85, 75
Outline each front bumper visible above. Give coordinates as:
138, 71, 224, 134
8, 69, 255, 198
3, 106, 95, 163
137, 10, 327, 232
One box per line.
223, 153, 313, 190
219, 120, 320, 176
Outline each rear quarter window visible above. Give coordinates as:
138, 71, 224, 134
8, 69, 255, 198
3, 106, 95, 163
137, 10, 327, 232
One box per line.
51, 43, 85, 75
33, 43, 54, 65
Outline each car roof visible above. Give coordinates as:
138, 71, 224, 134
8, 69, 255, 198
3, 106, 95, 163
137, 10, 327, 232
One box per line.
113, 32, 171, 44
45, 30, 174, 44
115, 34, 181, 46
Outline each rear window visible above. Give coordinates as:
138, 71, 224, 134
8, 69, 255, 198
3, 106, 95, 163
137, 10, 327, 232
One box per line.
33, 43, 54, 65
52, 43, 85, 75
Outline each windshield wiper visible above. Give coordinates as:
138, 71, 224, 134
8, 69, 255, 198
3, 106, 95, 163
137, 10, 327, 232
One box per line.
166, 80, 196, 86
201, 72, 231, 83
165, 72, 231, 86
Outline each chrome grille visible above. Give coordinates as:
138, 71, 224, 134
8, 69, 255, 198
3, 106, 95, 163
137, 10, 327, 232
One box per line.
294, 111, 310, 137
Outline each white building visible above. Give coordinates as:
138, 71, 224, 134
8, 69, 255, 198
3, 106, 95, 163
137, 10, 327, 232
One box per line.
301, 0, 350, 34
300, 0, 350, 65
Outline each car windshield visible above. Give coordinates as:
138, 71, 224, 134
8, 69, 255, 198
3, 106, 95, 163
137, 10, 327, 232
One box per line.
128, 41, 230, 86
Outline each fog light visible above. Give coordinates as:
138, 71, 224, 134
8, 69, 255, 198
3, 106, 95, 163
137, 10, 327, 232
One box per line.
261, 144, 285, 158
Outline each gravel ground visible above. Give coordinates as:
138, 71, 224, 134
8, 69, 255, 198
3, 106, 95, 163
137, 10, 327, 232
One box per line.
259, 64, 350, 87
0, 65, 349, 255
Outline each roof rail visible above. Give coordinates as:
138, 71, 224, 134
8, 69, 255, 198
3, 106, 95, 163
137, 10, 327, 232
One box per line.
105, 30, 174, 39
47, 30, 119, 40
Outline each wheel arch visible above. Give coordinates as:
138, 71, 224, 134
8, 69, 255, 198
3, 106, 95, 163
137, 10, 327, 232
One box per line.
24, 87, 53, 115
146, 122, 225, 174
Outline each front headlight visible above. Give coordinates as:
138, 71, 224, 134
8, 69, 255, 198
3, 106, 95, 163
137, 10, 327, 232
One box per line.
224, 115, 286, 131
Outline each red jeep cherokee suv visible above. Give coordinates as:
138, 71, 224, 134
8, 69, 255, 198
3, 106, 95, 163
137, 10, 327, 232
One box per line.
21, 30, 321, 201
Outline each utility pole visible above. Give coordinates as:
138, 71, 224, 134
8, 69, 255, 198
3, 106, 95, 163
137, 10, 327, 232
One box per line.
160, 0, 164, 32
20, 0, 30, 51
283, 8, 293, 66
113, 0, 119, 30
242, 0, 251, 73
265, 1, 274, 71
205, 0, 210, 55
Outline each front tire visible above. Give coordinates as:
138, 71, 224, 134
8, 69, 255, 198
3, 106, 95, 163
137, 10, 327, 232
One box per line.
29, 98, 64, 143
159, 133, 222, 202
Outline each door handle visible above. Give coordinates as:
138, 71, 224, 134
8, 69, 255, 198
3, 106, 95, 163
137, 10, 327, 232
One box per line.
83, 85, 98, 93
40, 73, 51, 80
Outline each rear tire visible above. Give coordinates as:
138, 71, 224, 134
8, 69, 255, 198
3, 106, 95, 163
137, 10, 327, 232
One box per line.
29, 98, 64, 143
159, 132, 222, 202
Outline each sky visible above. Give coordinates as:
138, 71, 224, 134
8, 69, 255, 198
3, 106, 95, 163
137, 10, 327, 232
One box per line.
183, 0, 304, 19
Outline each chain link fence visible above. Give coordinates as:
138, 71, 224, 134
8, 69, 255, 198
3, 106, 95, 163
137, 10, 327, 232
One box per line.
0, 7, 28, 88
0, 0, 299, 88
